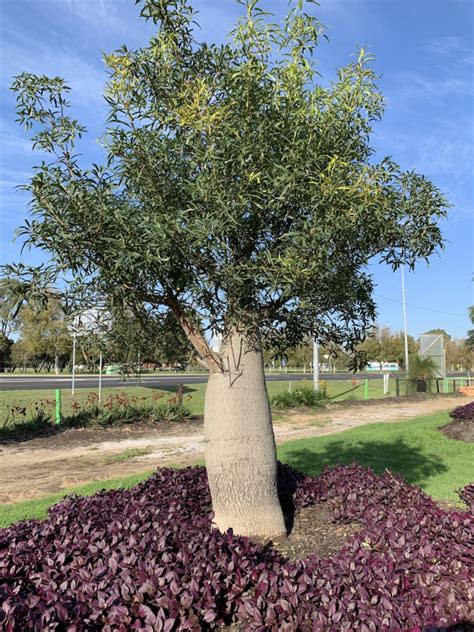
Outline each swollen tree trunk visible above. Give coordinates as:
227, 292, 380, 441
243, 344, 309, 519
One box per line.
204, 332, 286, 538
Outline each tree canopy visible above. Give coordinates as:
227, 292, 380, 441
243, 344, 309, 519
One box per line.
103, 306, 194, 369
8, 0, 448, 369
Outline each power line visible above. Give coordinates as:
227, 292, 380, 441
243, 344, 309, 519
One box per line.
374, 293, 467, 319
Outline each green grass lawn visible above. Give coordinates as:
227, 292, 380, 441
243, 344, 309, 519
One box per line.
0, 378, 395, 427
278, 411, 473, 502
1, 412, 472, 528
0, 471, 154, 528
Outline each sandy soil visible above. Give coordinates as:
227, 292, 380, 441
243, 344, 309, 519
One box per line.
0, 394, 469, 504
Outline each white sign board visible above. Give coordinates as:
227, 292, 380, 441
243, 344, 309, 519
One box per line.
420, 334, 446, 378
68, 308, 111, 336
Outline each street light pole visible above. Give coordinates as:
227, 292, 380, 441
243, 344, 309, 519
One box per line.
313, 338, 320, 392
98, 352, 103, 405
71, 329, 77, 397
401, 266, 410, 376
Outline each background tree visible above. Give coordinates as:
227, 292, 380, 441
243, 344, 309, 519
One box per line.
75, 331, 104, 373
73, 304, 195, 372
467, 306, 474, 350
107, 307, 194, 368
358, 325, 416, 368
283, 340, 347, 372
8, 0, 448, 537
286, 340, 313, 370
0, 273, 54, 337
383, 331, 417, 368
446, 338, 473, 371
0, 334, 14, 372
17, 298, 71, 373
10, 339, 31, 373
421, 328, 451, 341
0, 279, 24, 371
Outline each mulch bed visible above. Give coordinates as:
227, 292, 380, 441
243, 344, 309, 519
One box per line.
270, 502, 360, 561
326, 392, 464, 409
440, 419, 474, 443
0, 416, 204, 449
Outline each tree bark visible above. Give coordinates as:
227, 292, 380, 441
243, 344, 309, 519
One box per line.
54, 352, 60, 376
204, 331, 286, 538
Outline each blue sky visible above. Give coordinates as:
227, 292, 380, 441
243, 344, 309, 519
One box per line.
0, 0, 473, 338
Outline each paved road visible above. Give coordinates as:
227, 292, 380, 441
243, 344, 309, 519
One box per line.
0, 372, 469, 391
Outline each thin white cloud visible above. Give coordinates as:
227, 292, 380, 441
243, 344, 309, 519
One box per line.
0, 170, 31, 198
374, 104, 474, 221
59, 0, 131, 37
7, 50, 106, 109
421, 35, 474, 65
0, 181, 26, 191
49, 0, 157, 47
389, 33, 474, 103
1, 22, 106, 109
0, 165, 33, 185
378, 117, 473, 170
393, 71, 472, 102
0, 131, 34, 155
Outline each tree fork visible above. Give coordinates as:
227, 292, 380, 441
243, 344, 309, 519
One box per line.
167, 294, 223, 373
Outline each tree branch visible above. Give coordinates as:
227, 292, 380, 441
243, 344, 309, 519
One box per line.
166, 292, 223, 373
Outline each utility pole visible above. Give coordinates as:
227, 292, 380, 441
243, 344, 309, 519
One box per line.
98, 352, 103, 405
71, 315, 77, 396
401, 266, 410, 376
313, 338, 320, 392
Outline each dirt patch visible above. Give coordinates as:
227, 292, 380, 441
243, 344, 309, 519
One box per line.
440, 419, 474, 443
0, 446, 200, 504
0, 416, 204, 449
269, 503, 360, 561
0, 421, 205, 504
0, 395, 470, 505
273, 394, 467, 442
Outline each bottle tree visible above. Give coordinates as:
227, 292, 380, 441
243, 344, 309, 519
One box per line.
10, 0, 448, 537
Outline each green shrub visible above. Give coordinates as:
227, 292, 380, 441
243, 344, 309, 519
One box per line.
408, 355, 438, 393
63, 402, 191, 427
0, 400, 191, 442
271, 385, 327, 410
151, 402, 191, 423
0, 409, 53, 441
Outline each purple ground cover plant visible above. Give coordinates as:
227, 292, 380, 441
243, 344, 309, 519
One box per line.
1, 463, 473, 631
458, 483, 474, 514
449, 401, 474, 422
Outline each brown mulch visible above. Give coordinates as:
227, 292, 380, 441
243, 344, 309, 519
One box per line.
440, 419, 474, 443
0, 416, 204, 449
268, 503, 360, 562
324, 392, 464, 409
